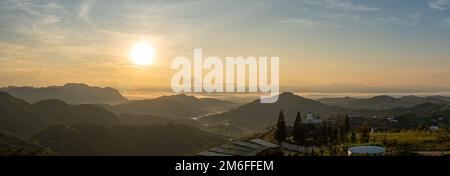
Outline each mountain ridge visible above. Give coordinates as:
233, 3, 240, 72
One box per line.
105, 94, 239, 119
318, 95, 450, 110
0, 83, 128, 105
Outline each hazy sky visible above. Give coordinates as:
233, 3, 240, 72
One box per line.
1, 0, 450, 97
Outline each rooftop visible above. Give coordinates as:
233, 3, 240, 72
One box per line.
197, 139, 279, 156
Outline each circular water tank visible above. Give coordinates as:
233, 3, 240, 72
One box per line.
348, 146, 385, 156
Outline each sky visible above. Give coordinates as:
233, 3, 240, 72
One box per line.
1, 0, 450, 99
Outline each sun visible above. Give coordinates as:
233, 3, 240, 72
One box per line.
129, 41, 156, 66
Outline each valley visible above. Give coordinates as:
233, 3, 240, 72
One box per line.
1, 83, 450, 156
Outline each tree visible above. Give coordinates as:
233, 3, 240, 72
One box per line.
350, 130, 356, 143
274, 110, 287, 143
359, 121, 370, 143
341, 115, 351, 142
318, 120, 329, 145
343, 115, 351, 134
327, 125, 334, 143
292, 111, 306, 144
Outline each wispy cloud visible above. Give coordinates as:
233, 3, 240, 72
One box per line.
281, 18, 344, 29
41, 15, 62, 24
445, 17, 450, 26
281, 18, 318, 28
14, 0, 40, 16
376, 11, 422, 26
428, 0, 448, 10
78, 0, 96, 26
300, 0, 379, 12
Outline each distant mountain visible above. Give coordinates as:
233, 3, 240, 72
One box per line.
106, 94, 239, 119
0, 92, 119, 134
317, 97, 360, 107
0, 83, 128, 104
118, 114, 245, 137
398, 95, 448, 105
432, 95, 450, 102
348, 95, 412, 110
200, 92, 338, 132
33, 99, 119, 125
32, 123, 226, 156
383, 102, 450, 119
318, 95, 450, 110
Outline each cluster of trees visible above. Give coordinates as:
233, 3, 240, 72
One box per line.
274, 110, 371, 146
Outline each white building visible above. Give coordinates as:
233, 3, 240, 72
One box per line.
306, 112, 322, 124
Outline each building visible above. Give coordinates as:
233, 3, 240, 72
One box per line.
197, 139, 280, 156
306, 112, 322, 124
348, 146, 386, 156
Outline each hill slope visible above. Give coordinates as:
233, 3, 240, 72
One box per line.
106, 94, 239, 119
32, 123, 226, 156
0, 92, 51, 133
200, 92, 338, 132
0, 92, 119, 134
0, 130, 52, 156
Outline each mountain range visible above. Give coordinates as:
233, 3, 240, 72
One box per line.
2, 83, 450, 155
0, 83, 128, 104
0, 91, 227, 155
104, 94, 239, 119
0, 92, 120, 134
318, 95, 450, 110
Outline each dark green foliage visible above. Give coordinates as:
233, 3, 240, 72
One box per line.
359, 121, 370, 143
274, 111, 287, 143
292, 111, 306, 144
343, 115, 351, 135
351, 130, 356, 143
0, 130, 53, 156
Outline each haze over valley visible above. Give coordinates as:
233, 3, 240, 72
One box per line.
1, 83, 450, 155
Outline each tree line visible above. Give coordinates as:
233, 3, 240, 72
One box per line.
274, 110, 371, 146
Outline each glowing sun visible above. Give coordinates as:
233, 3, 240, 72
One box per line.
129, 41, 156, 66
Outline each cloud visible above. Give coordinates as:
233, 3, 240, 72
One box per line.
0, 42, 27, 61
445, 17, 450, 26
78, 0, 96, 26
281, 18, 318, 27
377, 12, 422, 26
14, 0, 40, 16
428, 0, 448, 10
300, 0, 379, 12
41, 15, 62, 24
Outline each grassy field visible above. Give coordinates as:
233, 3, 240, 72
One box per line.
244, 129, 450, 156
370, 130, 450, 155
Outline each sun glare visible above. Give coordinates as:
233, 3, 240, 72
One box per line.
129, 41, 156, 66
